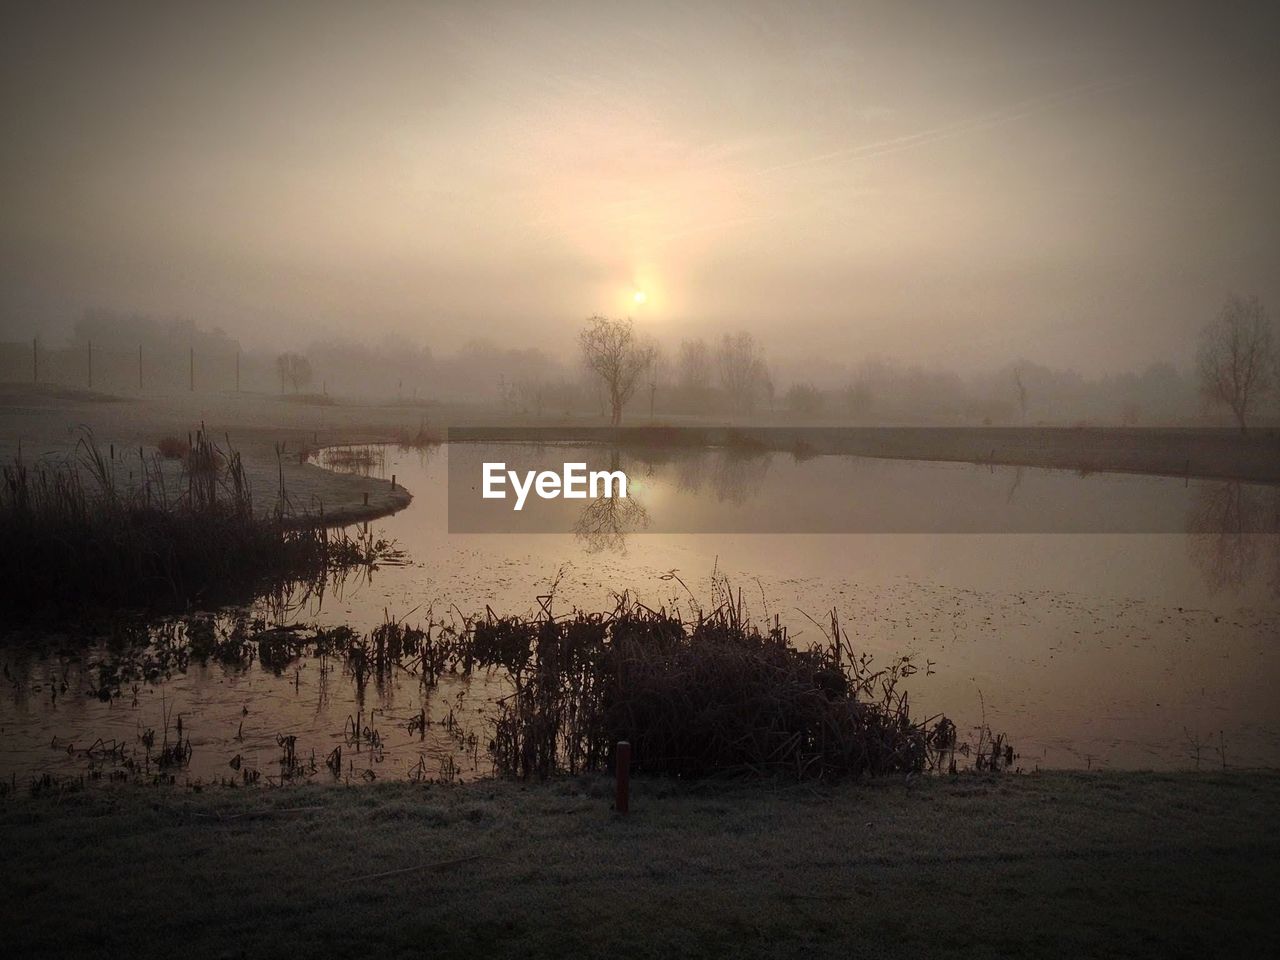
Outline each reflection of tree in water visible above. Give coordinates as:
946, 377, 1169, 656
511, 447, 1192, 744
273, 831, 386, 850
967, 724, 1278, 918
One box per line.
625, 447, 771, 505
672, 450, 709, 496
709, 450, 771, 505
1006, 466, 1024, 504
1188, 481, 1279, 595
572, 451, 650, 553
573, 492, 651, 553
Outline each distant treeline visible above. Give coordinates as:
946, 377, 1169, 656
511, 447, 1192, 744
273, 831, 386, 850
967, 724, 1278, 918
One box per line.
3, 308, 1208, 425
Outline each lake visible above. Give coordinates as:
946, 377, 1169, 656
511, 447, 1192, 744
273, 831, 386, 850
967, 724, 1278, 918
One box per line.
2, 442, 1276, 785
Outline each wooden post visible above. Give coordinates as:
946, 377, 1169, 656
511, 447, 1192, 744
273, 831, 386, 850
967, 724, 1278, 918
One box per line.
615, 740, 631, 814
391, 474, 396, 490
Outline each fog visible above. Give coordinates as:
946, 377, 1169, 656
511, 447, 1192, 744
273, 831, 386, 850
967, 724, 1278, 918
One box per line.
2, 0, 1278, 389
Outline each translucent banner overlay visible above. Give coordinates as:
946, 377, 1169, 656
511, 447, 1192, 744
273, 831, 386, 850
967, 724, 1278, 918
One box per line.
446, 426, 1280, 535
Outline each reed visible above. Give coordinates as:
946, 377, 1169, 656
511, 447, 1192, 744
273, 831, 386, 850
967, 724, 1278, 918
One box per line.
481, 599, 962, 781
79, 591, 1002, 783
0, 428, 390, 617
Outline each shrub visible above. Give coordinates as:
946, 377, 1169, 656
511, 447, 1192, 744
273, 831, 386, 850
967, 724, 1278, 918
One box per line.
480, 599, 959, 781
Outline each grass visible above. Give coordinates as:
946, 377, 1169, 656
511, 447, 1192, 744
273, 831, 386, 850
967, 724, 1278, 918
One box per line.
479, 601, 968, 780
62, 596, 974, 783
0, 428, 392, 616
1, 771, 1276, 958
316, 443, 386, 474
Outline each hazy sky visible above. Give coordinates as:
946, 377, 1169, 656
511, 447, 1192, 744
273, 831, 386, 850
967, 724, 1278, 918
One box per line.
2, 0, 1277, 372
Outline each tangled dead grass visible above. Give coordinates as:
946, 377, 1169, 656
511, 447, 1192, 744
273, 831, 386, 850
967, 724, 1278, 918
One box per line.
0, 428, 393, 616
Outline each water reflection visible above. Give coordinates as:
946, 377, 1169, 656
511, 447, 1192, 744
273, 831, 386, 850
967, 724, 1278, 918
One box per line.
1188, 482, 1280, 595
564, 448, 1278, 597
4, 443, 1277, 786
630, 445, 773, 504
573, 494, 651, 554
568, 452, 650, 552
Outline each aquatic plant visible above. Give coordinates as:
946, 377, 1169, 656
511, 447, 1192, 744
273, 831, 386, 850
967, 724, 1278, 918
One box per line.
479, 597, 967, 781
0, 428, 394, 617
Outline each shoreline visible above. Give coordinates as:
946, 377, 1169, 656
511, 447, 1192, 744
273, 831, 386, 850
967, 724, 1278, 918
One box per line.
0, 388, 425, 527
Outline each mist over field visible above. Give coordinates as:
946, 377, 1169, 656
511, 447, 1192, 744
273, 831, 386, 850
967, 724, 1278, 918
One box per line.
2, 6, 1279, 956
2, 0, 1278, 427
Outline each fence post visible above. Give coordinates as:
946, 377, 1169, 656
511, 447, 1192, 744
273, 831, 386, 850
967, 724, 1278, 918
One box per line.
615, 740, 631, 814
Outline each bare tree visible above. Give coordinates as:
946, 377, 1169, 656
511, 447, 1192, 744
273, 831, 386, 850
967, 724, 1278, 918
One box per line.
644, 343, 665, 420
275, 352, 312, 393
1197, 294, 1273, 432
717, 331, 768, 415
1013, 367, 1028, 421
843, 381, 873, 419
514, 375, 547, 417
675, 338, 713, 412
578, 316, 655, 425
785, 382, 824, 416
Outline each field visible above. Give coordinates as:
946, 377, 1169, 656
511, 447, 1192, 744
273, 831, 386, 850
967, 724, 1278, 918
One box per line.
3, 771, 1276, 958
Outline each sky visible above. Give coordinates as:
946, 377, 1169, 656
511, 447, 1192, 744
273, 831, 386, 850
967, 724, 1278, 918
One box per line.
1, 0, 1277, 373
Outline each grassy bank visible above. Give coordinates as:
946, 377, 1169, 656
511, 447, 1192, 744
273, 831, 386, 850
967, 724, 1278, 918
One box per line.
0, 386, 425, 525
0, 431, 399, 615
4, 771, 1276, 958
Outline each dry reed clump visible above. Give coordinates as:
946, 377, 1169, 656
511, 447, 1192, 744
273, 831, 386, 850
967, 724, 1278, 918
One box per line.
397, 421, 443, 450
321, 444, 385, 474
0, 428, 390, 617
479, 597, 964, 781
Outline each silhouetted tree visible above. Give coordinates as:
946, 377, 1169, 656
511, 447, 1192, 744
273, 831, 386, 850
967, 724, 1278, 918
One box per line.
675, 338, 713, 412
578, 316, 654, 425
275, 352, 312, 393
644, 343, 665, 419
1197, 294, 1273, 432
785, 382, 824, 415
843, 381, 873, 419
717, 332, 768, 415
1013, 367, 1028, 421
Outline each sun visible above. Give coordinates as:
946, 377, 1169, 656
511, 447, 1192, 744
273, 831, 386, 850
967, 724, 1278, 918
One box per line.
633, 290, 648, 305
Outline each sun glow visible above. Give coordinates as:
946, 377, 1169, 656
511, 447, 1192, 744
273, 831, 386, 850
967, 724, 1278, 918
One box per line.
633, 290, 648, 305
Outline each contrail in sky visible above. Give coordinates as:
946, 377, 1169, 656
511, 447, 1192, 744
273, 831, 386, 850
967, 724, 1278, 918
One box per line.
756, 73, 1147, 176
651, 73, 1147, 244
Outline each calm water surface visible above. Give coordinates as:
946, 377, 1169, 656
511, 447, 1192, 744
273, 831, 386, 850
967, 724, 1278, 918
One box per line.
2, 443, 1276, 784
